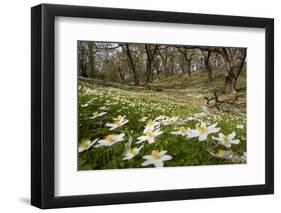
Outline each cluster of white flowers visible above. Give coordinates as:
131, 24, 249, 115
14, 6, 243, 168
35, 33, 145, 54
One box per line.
169, 121, 245, 162
79, 114, 173, 167
137, 119, 162, 144
106, 115, 129, 130
123, 137, 143, 161
78, 85, 247, 168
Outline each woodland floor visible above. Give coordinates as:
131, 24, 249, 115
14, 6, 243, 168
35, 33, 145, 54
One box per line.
78, 69, 247, 170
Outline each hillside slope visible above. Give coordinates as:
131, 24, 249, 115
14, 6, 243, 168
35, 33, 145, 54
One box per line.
149, 68, 246, 94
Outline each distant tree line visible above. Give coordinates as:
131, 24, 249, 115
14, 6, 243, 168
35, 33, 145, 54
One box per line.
78, 41, 246, 93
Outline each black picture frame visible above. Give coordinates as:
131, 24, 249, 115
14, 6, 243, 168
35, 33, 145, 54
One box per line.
31, 3, 274, 209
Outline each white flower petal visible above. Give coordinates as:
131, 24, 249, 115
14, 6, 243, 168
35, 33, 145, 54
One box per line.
159, 151, 167, 156
109, 126, 117, 130
141, 160, 153, 166
212, 136, 220, 141
188, 130, 200, 138
118, 133, 125, 138
143, 155, 153, 161
220, 142, 231, 148
120, 120, 129, 126
154, 160, 164, 167
78, 147, 86, 153
231, 139, 240, 144
137, 145, 144, 152
137, 136, 147, 143
147, 137, 155, 144
218, 132, 225, 139
154, 131, 163, 137
208, 127, 220, 134
199, 133, 208, 141
94, 143, 103, 148
105, 123, 114, 127
161, 155, 172, 161
228, 131, 236, 141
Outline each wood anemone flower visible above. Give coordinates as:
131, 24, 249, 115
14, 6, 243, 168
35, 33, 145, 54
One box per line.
189, 122, 220, 141
95, 133, 125, 147
78, 138, 98, 153
137, 128, 163, 144
212, 131, 240, 148
141, 150, 172, 167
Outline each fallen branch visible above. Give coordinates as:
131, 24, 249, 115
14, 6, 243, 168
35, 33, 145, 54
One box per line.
204, 91, 239, 112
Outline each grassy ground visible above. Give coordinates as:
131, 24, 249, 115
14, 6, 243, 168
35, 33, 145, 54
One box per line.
150, 67, 246, 91
78, 69, 246, 170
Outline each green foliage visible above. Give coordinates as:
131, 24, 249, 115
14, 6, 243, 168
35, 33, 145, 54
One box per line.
78, 82, 246, 170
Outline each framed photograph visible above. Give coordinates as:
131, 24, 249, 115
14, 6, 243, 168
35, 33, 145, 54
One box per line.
31, 3, 274, 209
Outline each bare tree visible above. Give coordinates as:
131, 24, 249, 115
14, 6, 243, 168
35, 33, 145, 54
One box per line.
203, 50, 213, 82
122, 44, 139, 85
220, 48, 246, 93
78, 41, 88, 77
78, 41, 246, 93
152, 55, 162, 80
158, 46, 174, 77
196, 47, 246, 93
177, 47, 194, 79
87, 42, 97, 77
144, 44, 159, 85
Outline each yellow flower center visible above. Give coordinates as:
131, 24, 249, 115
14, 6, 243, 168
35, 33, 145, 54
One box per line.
80, 139, 90, 148
196, 123, 207, 133
223, 135, 229, 143
92, 111, 99, 116
179, 126, 186, 132
146, 119, 153, 126
130, 148, 138, 155
152, 150, 160, 160
218, 149, 225, 155
114, 120, 121, 126
105, 134, 115, 143
146, 131, 153, 137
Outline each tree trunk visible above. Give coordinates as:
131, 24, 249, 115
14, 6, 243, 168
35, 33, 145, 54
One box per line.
151, 67, 154, 81
224, 74, 237, 94
156, 68, 161, 80
145, 60, 152, 84
179, 60, 185, 73
186, 60, 192, 79
87, 42, 95, 77
159, 52, 170, 77
205, 51, 213, 82
207, 68, 213, 82
80, 62, 88, 77
223, 48, 246, 94
187, 70, 192, 79
78, 42, 88, 78
145, 44, 158, 85
164, 64, 169, 77
177, 48, 192, 79
189, 61, 193, 73
123, 44, 139, 86
117, 65, 125, 84
170, 57, 175, 76
153, 61, 161, 80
